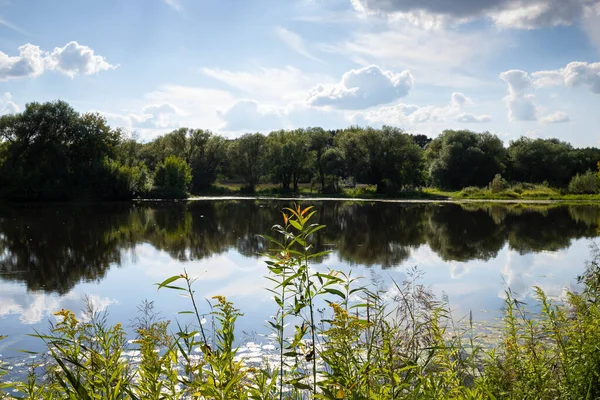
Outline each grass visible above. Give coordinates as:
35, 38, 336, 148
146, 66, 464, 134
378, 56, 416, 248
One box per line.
184, 182, 600, 202
2, 206, 600, 399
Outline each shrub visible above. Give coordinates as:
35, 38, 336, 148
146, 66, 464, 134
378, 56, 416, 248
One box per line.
489, 174, 509, 193
568, 170, 600, 194
461, 186, 484, 197
154, 155, 192, 193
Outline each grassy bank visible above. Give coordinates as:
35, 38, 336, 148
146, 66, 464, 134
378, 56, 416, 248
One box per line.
186, 183, 600, 202
2, 205, 600, 399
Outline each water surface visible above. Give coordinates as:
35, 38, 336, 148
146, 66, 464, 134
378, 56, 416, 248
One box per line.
1, 200, 599, 361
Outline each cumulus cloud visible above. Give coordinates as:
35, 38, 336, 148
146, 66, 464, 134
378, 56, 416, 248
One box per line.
217, 100, 284, 131
0, 92, 19, 115
0, 41, 116, 81
355, 91, 491, 126
100, 102, 181, 132
0, 44, 46, 80
500, 70, 538, 121
542, 111, 571, 124
351, 0, 600, 29
46, 41, 116, 78
532, 61, 600, 94
455, 113, 492, 123
102, 85, 237, 140
451, 92, 470, 108
307, 65, 413, 110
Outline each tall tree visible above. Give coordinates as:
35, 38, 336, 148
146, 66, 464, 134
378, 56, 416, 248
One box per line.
0, 101, 121, 200
307, 127, 333, 192
228, 133, 266, 191
506, 137, 580, 186
426, 130, 506, 190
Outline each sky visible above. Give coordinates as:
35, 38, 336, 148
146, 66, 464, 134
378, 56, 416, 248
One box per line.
0, 0, 599, 146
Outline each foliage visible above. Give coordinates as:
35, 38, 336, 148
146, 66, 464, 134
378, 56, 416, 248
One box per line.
489, 174, 509, 193
506, 137, 588, 187
265, 129, 311, 191
154, 155, 192, 194
0, 101, 121, 200
98, 158, 153, 200
426, 130, 507, 190
569, 170, 600, 194
335, 126, 425, 193
227, 133, 267, 191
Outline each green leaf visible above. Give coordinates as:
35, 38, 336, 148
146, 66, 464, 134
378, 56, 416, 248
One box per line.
324, 288, 346, 299
156, 275, 184, 290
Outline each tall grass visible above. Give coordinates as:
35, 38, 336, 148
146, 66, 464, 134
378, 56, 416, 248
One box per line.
2, 207, 600, 399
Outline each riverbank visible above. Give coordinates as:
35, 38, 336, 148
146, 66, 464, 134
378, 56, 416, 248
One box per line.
173, 183, 600, 203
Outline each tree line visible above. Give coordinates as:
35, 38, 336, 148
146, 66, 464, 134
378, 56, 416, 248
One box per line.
1, 100, 599, 200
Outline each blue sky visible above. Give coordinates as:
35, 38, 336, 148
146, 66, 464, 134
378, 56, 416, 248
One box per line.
1, 0, 599, 146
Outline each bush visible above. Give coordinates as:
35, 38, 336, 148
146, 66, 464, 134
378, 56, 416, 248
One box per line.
154, 155, 192, 193
97, 159, 153, 200
568, 170, 600, 194
460, 186, 484, 197
489, 174, 509, 193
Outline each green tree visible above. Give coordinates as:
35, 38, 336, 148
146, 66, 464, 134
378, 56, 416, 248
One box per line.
427, 130, 506, 190
506, 137, 580, 186
265, 129, 310, 191
335, 126, 425, 192
227, 133, 266, 191
308, 127, 333, 192
154, 155, 192, 194
0, 101, 121, 200
188, 129, 227, 191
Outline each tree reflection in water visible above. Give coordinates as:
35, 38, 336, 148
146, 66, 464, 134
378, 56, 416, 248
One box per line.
0, 201, 598, 294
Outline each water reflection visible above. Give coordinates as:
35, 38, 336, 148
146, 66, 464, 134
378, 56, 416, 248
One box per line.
0, 201, 598, 294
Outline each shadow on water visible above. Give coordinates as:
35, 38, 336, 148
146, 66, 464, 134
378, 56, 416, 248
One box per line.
0, 201, 599, 294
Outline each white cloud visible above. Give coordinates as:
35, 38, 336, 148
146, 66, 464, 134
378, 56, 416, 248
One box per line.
141, 103, 182, 128
354, 91, 491, 126
0, 41, 115, 81
0, 43, 45, 80
455, 113, 492, 123
101, 85, 236, 140
0, 92, 19, 115
99, 103, 181, 131
500, 70, 533, 95
275, 27, 320, 62
451, 92, 471, 108
532, 61, 600, 94
46, 41, 117, 78
307, 65, 413, 110
542, 111, 571, 124
504, 94, 538, 121
351, 0, 600, 29
500, 70, 538, 121
202, 66, 331, 102
218, 100, 284, 131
